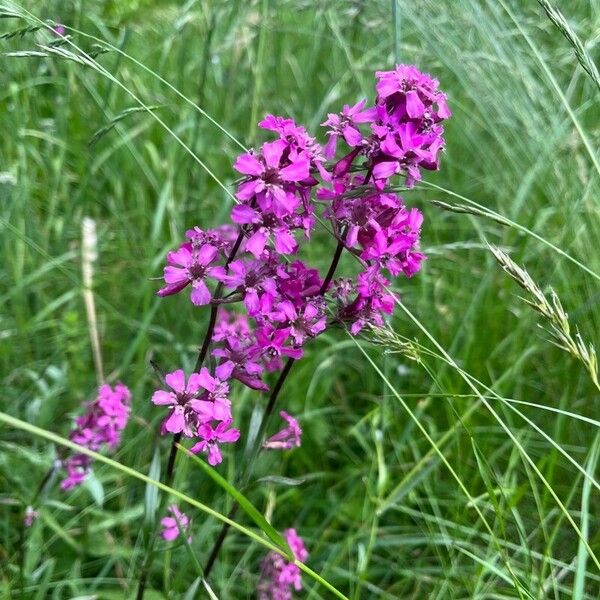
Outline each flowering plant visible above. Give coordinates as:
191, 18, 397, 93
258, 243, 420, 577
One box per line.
147, 63, 450, 597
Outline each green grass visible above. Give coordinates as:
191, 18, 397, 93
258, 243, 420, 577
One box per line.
1, 0, 599, 598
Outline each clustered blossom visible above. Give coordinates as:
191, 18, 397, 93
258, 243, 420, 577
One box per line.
61, 383, 131, 490
263, 411, 302, 450
152, 65, 449, 593
161, 504, 191, 542
152, 367, 239, 466
258, 528, 308, 600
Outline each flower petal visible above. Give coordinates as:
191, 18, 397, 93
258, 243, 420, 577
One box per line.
152, 390, 176, 406
234, 152, 263, 176
165, 369, 186, 393
190, 280, 211, 306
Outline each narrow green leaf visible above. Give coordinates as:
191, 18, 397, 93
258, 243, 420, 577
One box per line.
144, 445, 161, 525
177, 444, 291, 558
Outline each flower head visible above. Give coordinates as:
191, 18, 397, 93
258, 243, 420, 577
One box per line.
24, 506, 38, 528
263, 411, 302, 450
61, 383, 131, 490
258, 528, 308, 599
152, 369, 215, 436
190, 420, 240, 466
234, 139, 312, 217
157, 242, 224, 306
161, 504, 191, 542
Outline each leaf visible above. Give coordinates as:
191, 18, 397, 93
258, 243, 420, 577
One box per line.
83, 472, 104, 507
177, 444, 292, 558
202, 579, 220, 600
183, 578, 202, 600
144, 445, 161, 525
256, 475, 308, 487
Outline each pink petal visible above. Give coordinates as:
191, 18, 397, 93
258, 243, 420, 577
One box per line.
190, 280, 211, 306
162, 527, 179, 541
236, 179, 261, 201
262, 139, 286, 169
372, 161, 398, 180
231, 205, 260, 225
323, 134, 338, 160
246, 230, 268, 258
213, 399, 232, 421
215, 361, 234, 380
197, 367, 216, 392
207, 444, 222, 466
152, 390, 176, 406
163, 266, 189, 285
406, 90, 425, 118
165, 370, 186, 393
197, 244, 218, 266
342, 125, 363, 147
279, 158, 310, 182
157, 280, 189, 297
167, 245, 192, 267
186, 372, 203, 395
164, 408, 186, 433
234, 153, 263, 176
188, 399, 214, 420
218, 427, 240, 443
274, 229, 298, 255
190, 440, 207, 454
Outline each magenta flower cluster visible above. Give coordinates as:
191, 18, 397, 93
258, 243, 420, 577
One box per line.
61, 383, 131, 490
152, 65, 449, 593
258, 528, 308, 600
156, 64, 449, 368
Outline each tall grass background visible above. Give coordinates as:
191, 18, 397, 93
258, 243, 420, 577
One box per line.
0, 0, 599, 597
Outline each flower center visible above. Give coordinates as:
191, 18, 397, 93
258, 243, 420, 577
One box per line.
188, 263, 206, 280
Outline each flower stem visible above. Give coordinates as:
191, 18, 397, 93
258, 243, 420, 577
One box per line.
202, 239, 345, 577
136, 229, 245, 599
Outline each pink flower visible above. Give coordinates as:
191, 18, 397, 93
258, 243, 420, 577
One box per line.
152, 369, 212, 436
258, 528, 308, 599
161, 505, 191, 542
190, 420, 240, 466
234, 139, 311, 216
321, 99, 376, 159
60, 383, 131, 490
24, 506, 39, 528
157, 243, 224, 306
263, 411, 302, 450
255, 327, 303, 372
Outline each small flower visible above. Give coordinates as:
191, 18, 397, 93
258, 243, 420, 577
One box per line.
263, 411, 302, 450
190, 420, 240, 466
60, 454, 91, 490
161, 504, 191, 542
321, 99, 376, 159
152, 370, 210, 436
212, 335, 268, 392
52, 24, 66, 37
258, 528, 308, 599
234, 139, 311, 216
24, 506, 39, 528
255, 327, 303, 372
157, 243, 224, 306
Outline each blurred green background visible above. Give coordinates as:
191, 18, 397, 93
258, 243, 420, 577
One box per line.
1, 0, 599, 598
